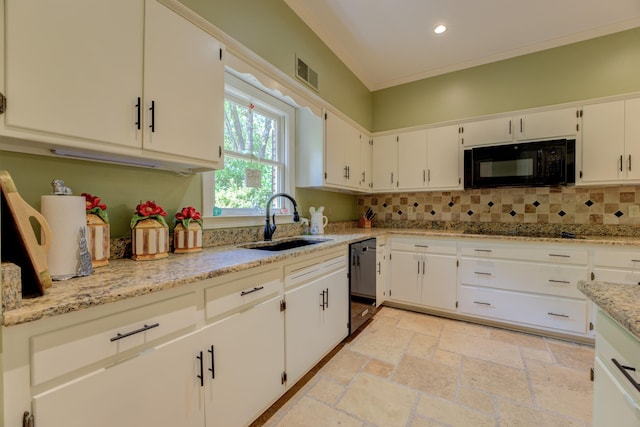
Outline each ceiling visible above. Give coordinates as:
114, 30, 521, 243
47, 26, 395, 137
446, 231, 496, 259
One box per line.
283, 0, 640, 91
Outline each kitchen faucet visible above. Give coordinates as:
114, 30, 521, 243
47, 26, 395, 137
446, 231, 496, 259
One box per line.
264, 193, 300, 241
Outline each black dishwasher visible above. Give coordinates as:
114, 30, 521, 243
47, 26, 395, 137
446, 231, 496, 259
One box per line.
349, 238, 377, 335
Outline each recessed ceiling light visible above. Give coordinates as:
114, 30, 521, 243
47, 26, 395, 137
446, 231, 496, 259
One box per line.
434, 25, 447, 34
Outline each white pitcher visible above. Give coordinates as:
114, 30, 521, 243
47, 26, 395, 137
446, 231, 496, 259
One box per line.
309, 206, 328, 235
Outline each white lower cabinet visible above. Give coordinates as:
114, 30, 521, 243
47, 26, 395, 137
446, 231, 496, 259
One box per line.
284, 252, 349, 386
389, 238, 457, 312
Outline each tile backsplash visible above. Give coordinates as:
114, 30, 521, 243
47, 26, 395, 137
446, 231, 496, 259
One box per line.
358, 185, 640, 235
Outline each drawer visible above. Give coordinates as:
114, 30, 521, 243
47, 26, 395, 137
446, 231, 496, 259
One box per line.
459, 257, 588, 299
390, 237, 456, 255
459, 241, 587, 264
459, 285, 588, 334
596, 309, 640, 374
593, 267, 640, 286
205, 267, 282, 321
285, 250, 347, 289
31, 292, 197, 386
594, 248, 640, 269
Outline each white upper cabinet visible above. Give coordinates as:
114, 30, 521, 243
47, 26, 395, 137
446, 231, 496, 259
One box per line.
3, 0, 224, 171
324, 110, 362, 190
359, 136, 373, 190
397, 130, 428, 190
516, 107, 579, 141
580, 98, 640, 184
426, 125, 462, 190
461, 107, 579, 148
372, 134, 399, 191
460, 117, 513, 147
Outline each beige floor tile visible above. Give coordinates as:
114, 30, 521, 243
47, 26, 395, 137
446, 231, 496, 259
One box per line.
442, 318, 493, 338
526, 359, 593, 423
415, 394, 495, 427
406, 332, 439, 359
363, 358, 394, 378
349, 324, 413, 365
546, 340, 595, 371
521, 347, 554, 363
274, 396, 363, 427
457, 386, 495, 415
440, 329, 524, 369
365, 314, 400, 331
461, 357, 533, 404
490, 328, 548, 350
393, 354, 459, 400
433, 349, 463, 368
376, 306, 405, 319
307, 377, 346, 405
396, 311, 445, 336
320, 349, 368, 385
336, 373, 417, 427
497, 398, 585, 427
410, 417, 441, 427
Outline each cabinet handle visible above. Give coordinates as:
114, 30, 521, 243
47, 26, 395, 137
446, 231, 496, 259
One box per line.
357, 254, 360, 267
362, 171, 366, 183
110, 322, 159, 342
390, 172, 394, 184
422, 260, 425, 275
417, 260, 421, 275
320, 290, 325, 310
208, 345, 215, 379
629, 155, 632, 172
631, 259, 640, 263
325, 288, 329, 309
620, 155, 624, 172
474, 249, 492, 253
135, 97, 141, 130
347, 165, 350, 179
414, 244, 429, 249
423, 170, 426, 183
473, 301, 492, 306
377, 261, 381, 274
474, 271, 492, 276
547, 312, 569, 318
149, 100, 155, 132
549, 253, 570, 258
428, 169, 431, 182
196, 351, 204, 387
612, 358, 640, 393
520, 118, 523, 133
548, 279, 571, 284
240, 286, 264, 296
508, 119, 512, 135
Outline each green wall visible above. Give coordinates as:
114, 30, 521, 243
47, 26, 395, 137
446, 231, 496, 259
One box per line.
295, 188, 357, 222
0, 151, 201, 238
372, 27, 640, 132
179, 0, 372, 130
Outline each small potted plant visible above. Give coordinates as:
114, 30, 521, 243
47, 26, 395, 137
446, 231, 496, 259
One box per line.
173, 206, 203, 253
81, 192, 110, 267
130, 200, 169, 260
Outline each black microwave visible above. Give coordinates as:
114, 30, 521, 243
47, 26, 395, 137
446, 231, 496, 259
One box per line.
464, 139, 575, 188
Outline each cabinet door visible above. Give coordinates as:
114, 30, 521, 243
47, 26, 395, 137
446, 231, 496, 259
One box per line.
325, 111, 349, 186
421, 254, 457, 311
625, 98, 640, 181
427, 125, 461, 189
321, 268, 350, 351
389, 251, 421, 304
344, 130, 362, 189
359, 135, 372, 190
593, 357, 640, 427
397, 130, 428, 190
461, 117, 513, 147
203, 295, 285, 427
143, 0, 224, 165
581, 101, 625, 183
33, 331, 204, 427
517, 107, 578, 141
5, 0, 143, 147
376, 242, 389, 305
372, 135, 398, 191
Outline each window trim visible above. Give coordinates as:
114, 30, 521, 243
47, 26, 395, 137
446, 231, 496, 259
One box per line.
202, 73, 296, 229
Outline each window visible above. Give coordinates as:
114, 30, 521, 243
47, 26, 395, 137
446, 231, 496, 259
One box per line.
202, 74, 295, 227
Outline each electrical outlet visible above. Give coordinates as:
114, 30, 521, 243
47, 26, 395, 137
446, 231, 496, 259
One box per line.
629, 205, 640, 218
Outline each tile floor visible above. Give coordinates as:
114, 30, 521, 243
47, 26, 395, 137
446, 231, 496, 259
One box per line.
262, 307, 594, 427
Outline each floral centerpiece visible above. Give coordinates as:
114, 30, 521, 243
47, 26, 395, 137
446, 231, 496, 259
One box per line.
81, 192, 110, 267
174, 206, 203, 254
131, 200, 169, 260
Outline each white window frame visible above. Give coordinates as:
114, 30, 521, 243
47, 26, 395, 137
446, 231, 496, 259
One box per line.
202, 73, 296, 229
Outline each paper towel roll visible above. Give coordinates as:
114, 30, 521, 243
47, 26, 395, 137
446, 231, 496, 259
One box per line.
41, 195, 86, 280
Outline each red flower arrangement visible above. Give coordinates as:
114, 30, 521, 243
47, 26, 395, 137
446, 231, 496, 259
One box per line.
130, 200, 168, 228
81, 192, 109, 223
175, 206, 203, 229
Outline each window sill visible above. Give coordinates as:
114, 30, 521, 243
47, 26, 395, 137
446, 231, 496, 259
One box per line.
203, 214, 295, 230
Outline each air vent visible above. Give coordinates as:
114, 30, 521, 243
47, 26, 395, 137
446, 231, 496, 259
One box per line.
296, 56, 318, 91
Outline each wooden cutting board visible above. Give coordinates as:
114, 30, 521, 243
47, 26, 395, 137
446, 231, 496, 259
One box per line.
1, 171, 52, 295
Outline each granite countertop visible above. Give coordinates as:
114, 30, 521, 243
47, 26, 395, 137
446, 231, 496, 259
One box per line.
578, 280, 640, 341
3, 228, 640, 327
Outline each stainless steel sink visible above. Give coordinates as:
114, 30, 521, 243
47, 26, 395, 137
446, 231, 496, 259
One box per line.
240, 237, 331, 252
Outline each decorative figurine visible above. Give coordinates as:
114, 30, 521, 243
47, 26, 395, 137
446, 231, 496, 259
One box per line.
174, 206, 203, 253
81, 192, 110, 267
130, 201, 169, 260
51, 179, 73, 195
